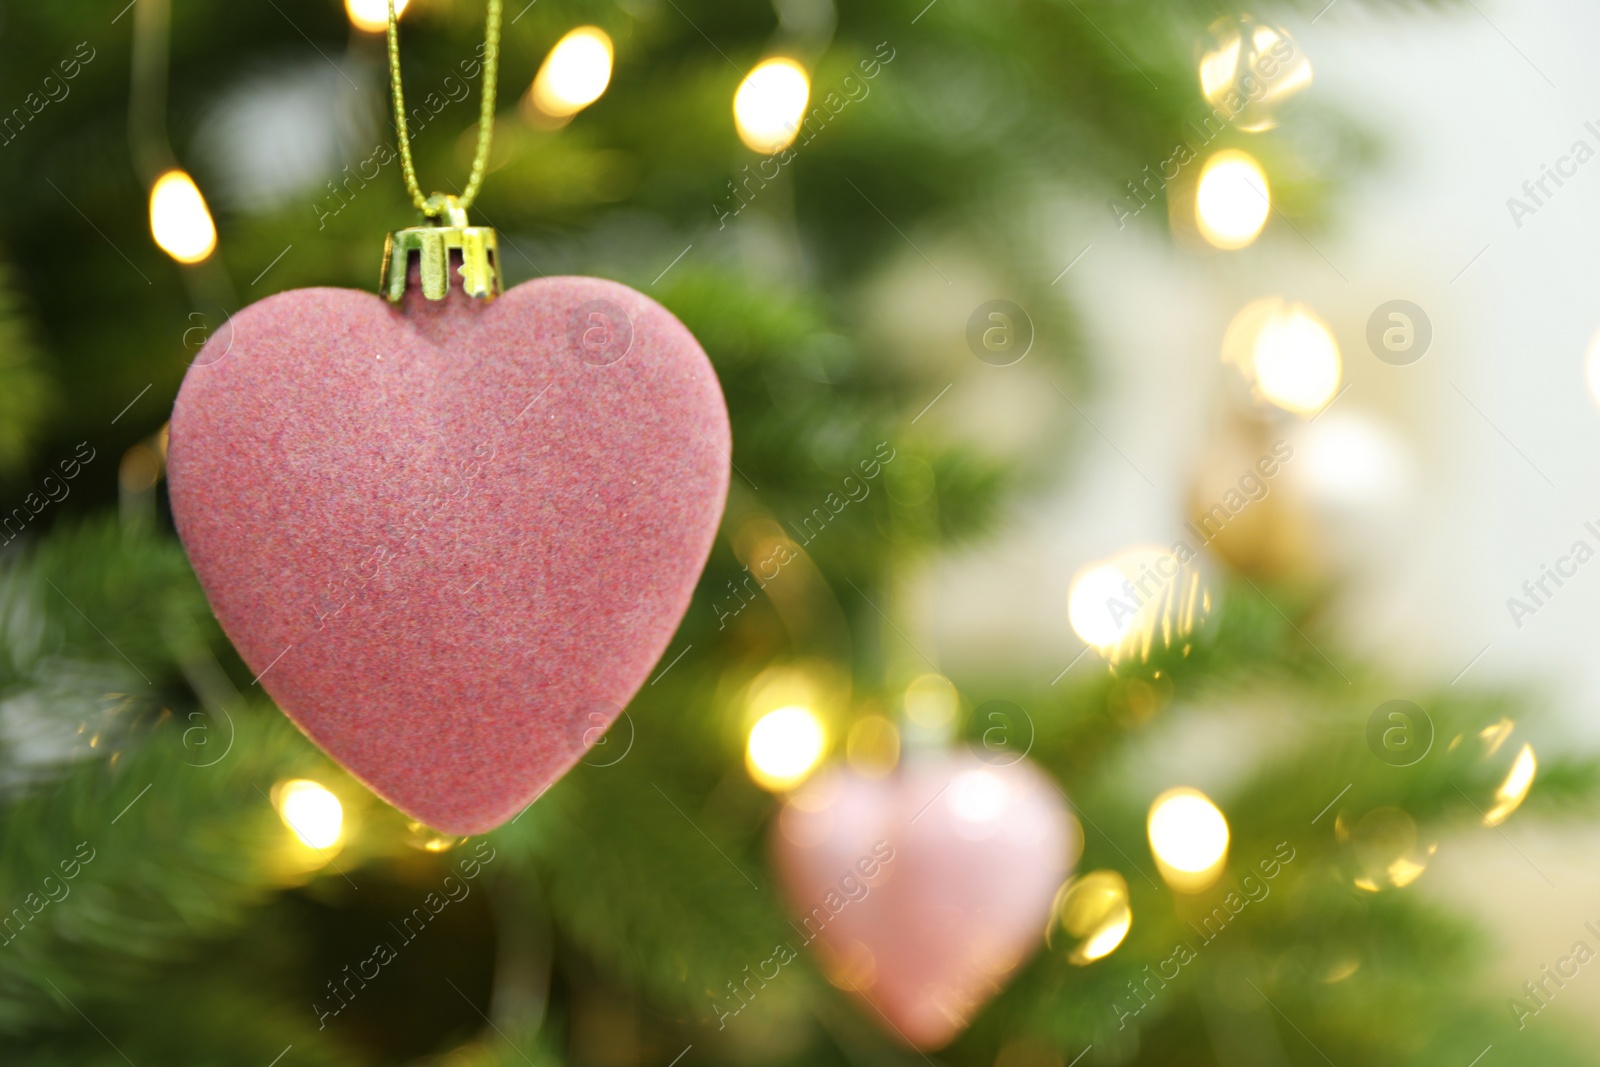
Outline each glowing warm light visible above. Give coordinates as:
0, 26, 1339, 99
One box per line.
1078, 911, 1131, 962
346, 0, 409, 34
1049, 870, 1132, 965
1069, 548, 1212, 662
275, 779, 344, 850
1069, 563, 1135, 649
1477, 718, 1515, 756
1149, 789, 1229, 871
1198, 16, 1312, 133
1221, 297, 1342, 415
733, 58, 810, 153
1148, 787, 1229, 892
530, 27, 614, 118
1382, 854, 1429, 888
405, 820, 465, 853
1197, 38, 1243, 105
1251, 303, 1341, 415
1196, 150, 1271, 250
746, 705, 827, 791
1341, 806, 1436, 892
149, 170, 217, 264
1484, 743, 1536, 827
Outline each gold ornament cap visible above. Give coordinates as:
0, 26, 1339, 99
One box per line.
381, 193, 503, 303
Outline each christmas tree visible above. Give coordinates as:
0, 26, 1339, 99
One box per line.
1, 0, 1594, 1064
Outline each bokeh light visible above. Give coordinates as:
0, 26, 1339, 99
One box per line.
1148, 787, 1229, 892
1196, 150, 1271, 250
148, 170, 217, 264
1340, 806, 1435, 891
530, 27, 614, 118
1068, 562, 1132, 649
1198, 15, 1313, 133
734, 58, 810, 154
1253, 304, 1340, 414
275, 779, 344, 850
1048, 870, 1132, 965
746, 705, 827, 791
1223, 299, 1342, 415
346, 0, 409, 34
1484, 743, 1536, 827
1068, 547, 1213, 663
404, 820, 466, 853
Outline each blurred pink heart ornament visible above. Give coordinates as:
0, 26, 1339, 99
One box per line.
771, 751, 1077, 1049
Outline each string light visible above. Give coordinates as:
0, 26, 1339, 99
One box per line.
1252, 304, 1340, 414
733, 58, 810, 153
1068, 548, 1212, 662
275, 779, 344, 850
746, 705, 827, 791
1068, 563, 1135, 649
529, 27, 614, 118
1196, 149, 1270, 250
1224, 298, 1341, 415
1198, 16, 1312, 133
1148, 787, 1229, 892
1048, 870, 1132, 965
404, 821, 466, 853
346, 0, 409, 34
1341, 806, 1435, 891
149, 170, 217, 264
1484, 743, 1536, 827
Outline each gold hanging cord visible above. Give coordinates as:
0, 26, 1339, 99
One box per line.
386, 0, 502, 214
380, 0, 505, 300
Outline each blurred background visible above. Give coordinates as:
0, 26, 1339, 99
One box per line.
5, 0, 1600, 1064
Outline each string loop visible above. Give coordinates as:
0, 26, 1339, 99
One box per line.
386, 0, 502, 216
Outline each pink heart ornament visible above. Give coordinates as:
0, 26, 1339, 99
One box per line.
772, 751, 1076, 1049
168, 278, 730, 834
